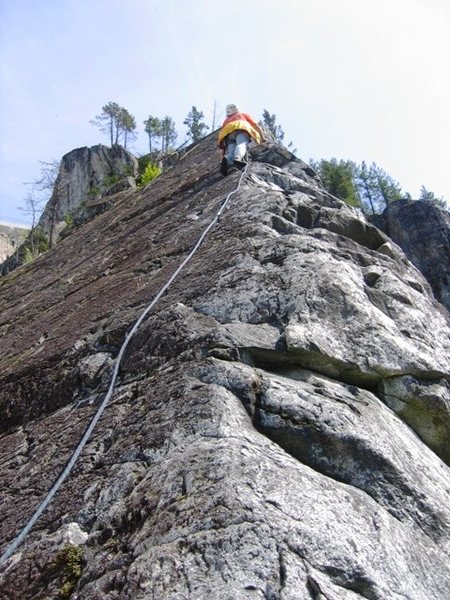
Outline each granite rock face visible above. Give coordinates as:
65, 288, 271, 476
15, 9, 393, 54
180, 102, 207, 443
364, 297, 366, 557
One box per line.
374, 199, 450, 312
0, 134, 449, 599
39, 143, 138, 245
0, 145, 139, 276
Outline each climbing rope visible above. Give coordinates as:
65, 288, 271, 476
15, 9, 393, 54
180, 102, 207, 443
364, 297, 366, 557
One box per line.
0, 160, 250, 567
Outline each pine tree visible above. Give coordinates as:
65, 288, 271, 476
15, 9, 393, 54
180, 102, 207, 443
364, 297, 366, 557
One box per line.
90, 102, 122, 146
311, 158, 360, 207
160, 116, 177, 154
90, 102, 137, 147
183, 106, 209, 142
419, 186, 447, 209
354, 162, 406, 213
372, 164, 404, 207
354, 161, 378, 214
144, 116, 162, 153
260, 109, 285, 141
310, 157, 412, 214
117, 108, 137, 149
260, 109, 296, 152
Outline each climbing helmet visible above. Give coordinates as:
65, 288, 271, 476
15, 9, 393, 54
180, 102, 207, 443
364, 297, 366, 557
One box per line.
226, 104, 239, 116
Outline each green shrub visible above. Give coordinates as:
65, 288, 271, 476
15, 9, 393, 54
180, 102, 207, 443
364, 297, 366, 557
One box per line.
122, 164, 135, 177
19, 228, 48, 265
33, 228, 49, 253
103, 172, 120, 188
88, 186, 100, 199
64, 214, 74, 227
138, 162, 161, 187
53, 544, 83, 599
21, 246, 34, 264
138, 152, 160, 177
138, 154, 151, 174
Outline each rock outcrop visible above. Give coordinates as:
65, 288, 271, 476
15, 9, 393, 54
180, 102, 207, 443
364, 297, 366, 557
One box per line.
0, 133, 449, 599
0, 223, 28, 265
0, 145, 139, 277
374, 199, 450, 312
39, 144, 138, 245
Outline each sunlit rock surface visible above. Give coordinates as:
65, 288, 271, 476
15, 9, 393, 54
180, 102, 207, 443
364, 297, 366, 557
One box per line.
0, 134, 449, 599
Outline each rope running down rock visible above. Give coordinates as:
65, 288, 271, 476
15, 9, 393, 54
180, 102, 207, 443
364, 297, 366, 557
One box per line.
0, 160, 250, 567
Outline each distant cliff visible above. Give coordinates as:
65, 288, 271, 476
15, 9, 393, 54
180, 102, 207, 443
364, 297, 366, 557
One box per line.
0, 133, 449, 599
0, 223, 28, 264
0, 145, 138, 276
38, 144, 138, 246
374, 199, 450, 312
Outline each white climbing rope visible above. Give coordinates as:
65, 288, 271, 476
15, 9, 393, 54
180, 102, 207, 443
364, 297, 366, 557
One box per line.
0, 161, 250, 567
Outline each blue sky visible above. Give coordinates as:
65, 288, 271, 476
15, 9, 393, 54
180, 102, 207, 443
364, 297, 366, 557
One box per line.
1, 0, 449, 225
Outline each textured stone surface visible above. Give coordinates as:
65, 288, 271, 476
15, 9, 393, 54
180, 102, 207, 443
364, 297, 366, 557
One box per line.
379, 375, 450, 464
374, 199, 450, 312
39, 143, 138, 245
0, 133, 449, 598
0, 145, 139, 276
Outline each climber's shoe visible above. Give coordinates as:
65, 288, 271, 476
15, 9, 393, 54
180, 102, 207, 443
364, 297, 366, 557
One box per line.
233, 159, 246, 170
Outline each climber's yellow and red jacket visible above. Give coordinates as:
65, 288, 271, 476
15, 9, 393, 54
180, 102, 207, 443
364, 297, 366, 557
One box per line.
218, 112, 262, 148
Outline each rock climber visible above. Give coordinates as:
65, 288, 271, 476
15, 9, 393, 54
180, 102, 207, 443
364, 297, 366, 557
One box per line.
218, 104, 264, 176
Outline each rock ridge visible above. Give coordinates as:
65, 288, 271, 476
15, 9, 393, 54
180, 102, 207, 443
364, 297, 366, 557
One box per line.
0, 133, 449, 598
